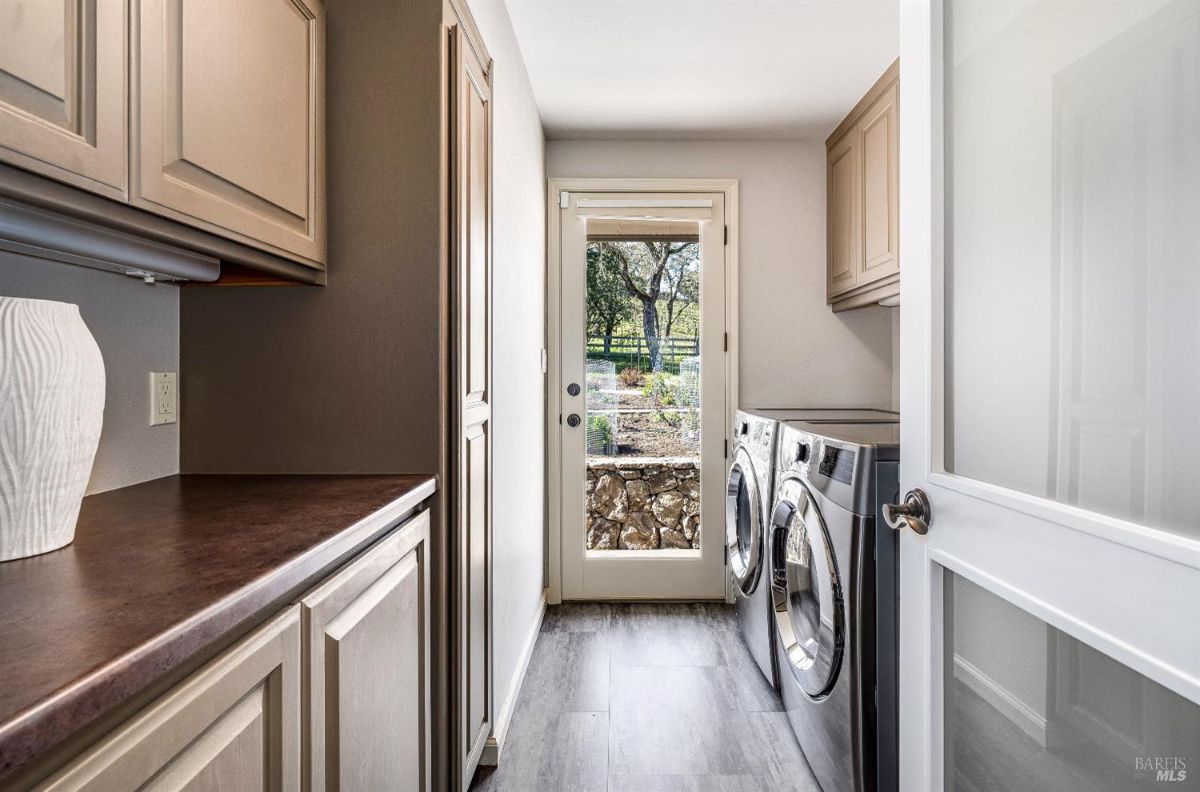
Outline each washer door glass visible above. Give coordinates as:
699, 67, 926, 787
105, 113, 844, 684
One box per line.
725, 448, 762, 593
770, 477, 843, 699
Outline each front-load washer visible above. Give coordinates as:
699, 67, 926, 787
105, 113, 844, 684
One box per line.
770, 421, 899, 792
727, 408, 900, 694
727, 409, 781, 689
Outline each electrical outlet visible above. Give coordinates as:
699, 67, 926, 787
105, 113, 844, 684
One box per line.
150, 372, 177, 426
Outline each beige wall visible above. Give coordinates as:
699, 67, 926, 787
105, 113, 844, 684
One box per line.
1, 253, 179, 493
546, 139, 895, 410
891, 307, 900, 410
467, 0, 547, 742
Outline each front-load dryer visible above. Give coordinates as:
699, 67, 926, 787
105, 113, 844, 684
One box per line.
770, 420, 900, 792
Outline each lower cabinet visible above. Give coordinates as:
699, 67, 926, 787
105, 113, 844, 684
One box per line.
32, 510, 429, 792
38, 607, 301, 791
302, 510, 431, 792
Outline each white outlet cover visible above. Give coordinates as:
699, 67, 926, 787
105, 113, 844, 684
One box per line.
150, 372, 177, 426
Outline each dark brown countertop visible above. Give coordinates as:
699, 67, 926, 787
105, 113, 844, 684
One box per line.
0, 473, 436, 783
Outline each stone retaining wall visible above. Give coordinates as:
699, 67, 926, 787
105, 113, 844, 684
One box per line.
585, 458, 700, 550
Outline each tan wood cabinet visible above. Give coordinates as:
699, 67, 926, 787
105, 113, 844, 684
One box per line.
0, 0, 325, 272
448, 3, 494, 785
301, 511, 431, 792
827, 131, 860, 298
826, 59, 900, 311
0, 0, 127, 199
131, 0, 326, 268
30, 509, 430, 792
37, 607, 301, 792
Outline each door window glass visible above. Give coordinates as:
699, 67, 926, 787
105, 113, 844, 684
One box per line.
944, 0, 1200, 540
943, 569, 1200, 791
583, 229, 702, 553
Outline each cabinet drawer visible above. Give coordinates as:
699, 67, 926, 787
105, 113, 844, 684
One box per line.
0, 0, 127, 198
301, 510, 431, 792
131, 0, 325, 267
37, 606, 301, 792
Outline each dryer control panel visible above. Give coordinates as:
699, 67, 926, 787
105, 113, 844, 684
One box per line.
818, 445, 856, 485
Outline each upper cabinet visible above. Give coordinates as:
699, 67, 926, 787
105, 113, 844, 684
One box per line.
132, 0, 325, 268
826, 59, 899, 311
0, 0, 127, 199
0, 0, 325, 272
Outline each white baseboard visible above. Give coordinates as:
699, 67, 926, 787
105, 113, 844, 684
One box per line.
953, 653, 1047, 747
479, 588, 548, 767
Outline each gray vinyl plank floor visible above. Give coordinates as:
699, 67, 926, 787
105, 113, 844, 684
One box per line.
470, 603, 821, 792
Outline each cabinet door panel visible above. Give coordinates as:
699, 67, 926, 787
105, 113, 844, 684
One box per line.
38, 607, 301, 792
827, 133, 860, 298
132, 0, 325, 266
303, 512, 430, 792
466, 78, 490, 405
465, 422, 489, 742
860, 81, 899, 282
0, 0, 126, 197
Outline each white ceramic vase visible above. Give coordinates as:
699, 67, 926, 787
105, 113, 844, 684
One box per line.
0, 297, 105, 561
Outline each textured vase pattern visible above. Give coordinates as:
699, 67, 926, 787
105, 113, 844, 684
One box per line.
0, 298, 105, 561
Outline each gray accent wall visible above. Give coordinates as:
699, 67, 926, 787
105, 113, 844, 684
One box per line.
0, 252, 179, 493
178, 0, 446, 477
546, 139, 897, 410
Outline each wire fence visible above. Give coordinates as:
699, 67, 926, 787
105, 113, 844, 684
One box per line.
677, 356, 701, 450
585, 334, 699, 374
585, 359, 619, 455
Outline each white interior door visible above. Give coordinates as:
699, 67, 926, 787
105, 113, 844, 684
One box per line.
558, 191, 728, 600
899, 1, 1200, 790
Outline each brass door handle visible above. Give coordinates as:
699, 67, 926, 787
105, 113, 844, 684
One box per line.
884, 488, 932, 535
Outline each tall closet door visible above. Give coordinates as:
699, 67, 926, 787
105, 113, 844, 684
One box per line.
450, 13, 493, 788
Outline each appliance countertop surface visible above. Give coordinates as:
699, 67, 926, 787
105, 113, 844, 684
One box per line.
0, 473, 437, 783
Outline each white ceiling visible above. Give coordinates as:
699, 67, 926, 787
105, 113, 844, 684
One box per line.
502, 0, 898, 141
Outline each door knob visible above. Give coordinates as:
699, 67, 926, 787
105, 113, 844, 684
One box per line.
884, 488, 932, 535
567, 383, 581, 397
567, 413, 581, 427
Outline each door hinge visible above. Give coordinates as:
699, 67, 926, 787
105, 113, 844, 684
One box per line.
724, 438, 728, 458
558, 413, 562, 425
723, 225, 728, 245
723, 332, 728, 352
559, 191, 569, 209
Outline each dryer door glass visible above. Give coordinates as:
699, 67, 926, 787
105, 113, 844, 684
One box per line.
771, 478, 844, 699
725, 450, 761, 592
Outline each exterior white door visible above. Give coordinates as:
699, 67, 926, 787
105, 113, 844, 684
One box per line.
898, 1, 1200, 790
557, 191, 728, 599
